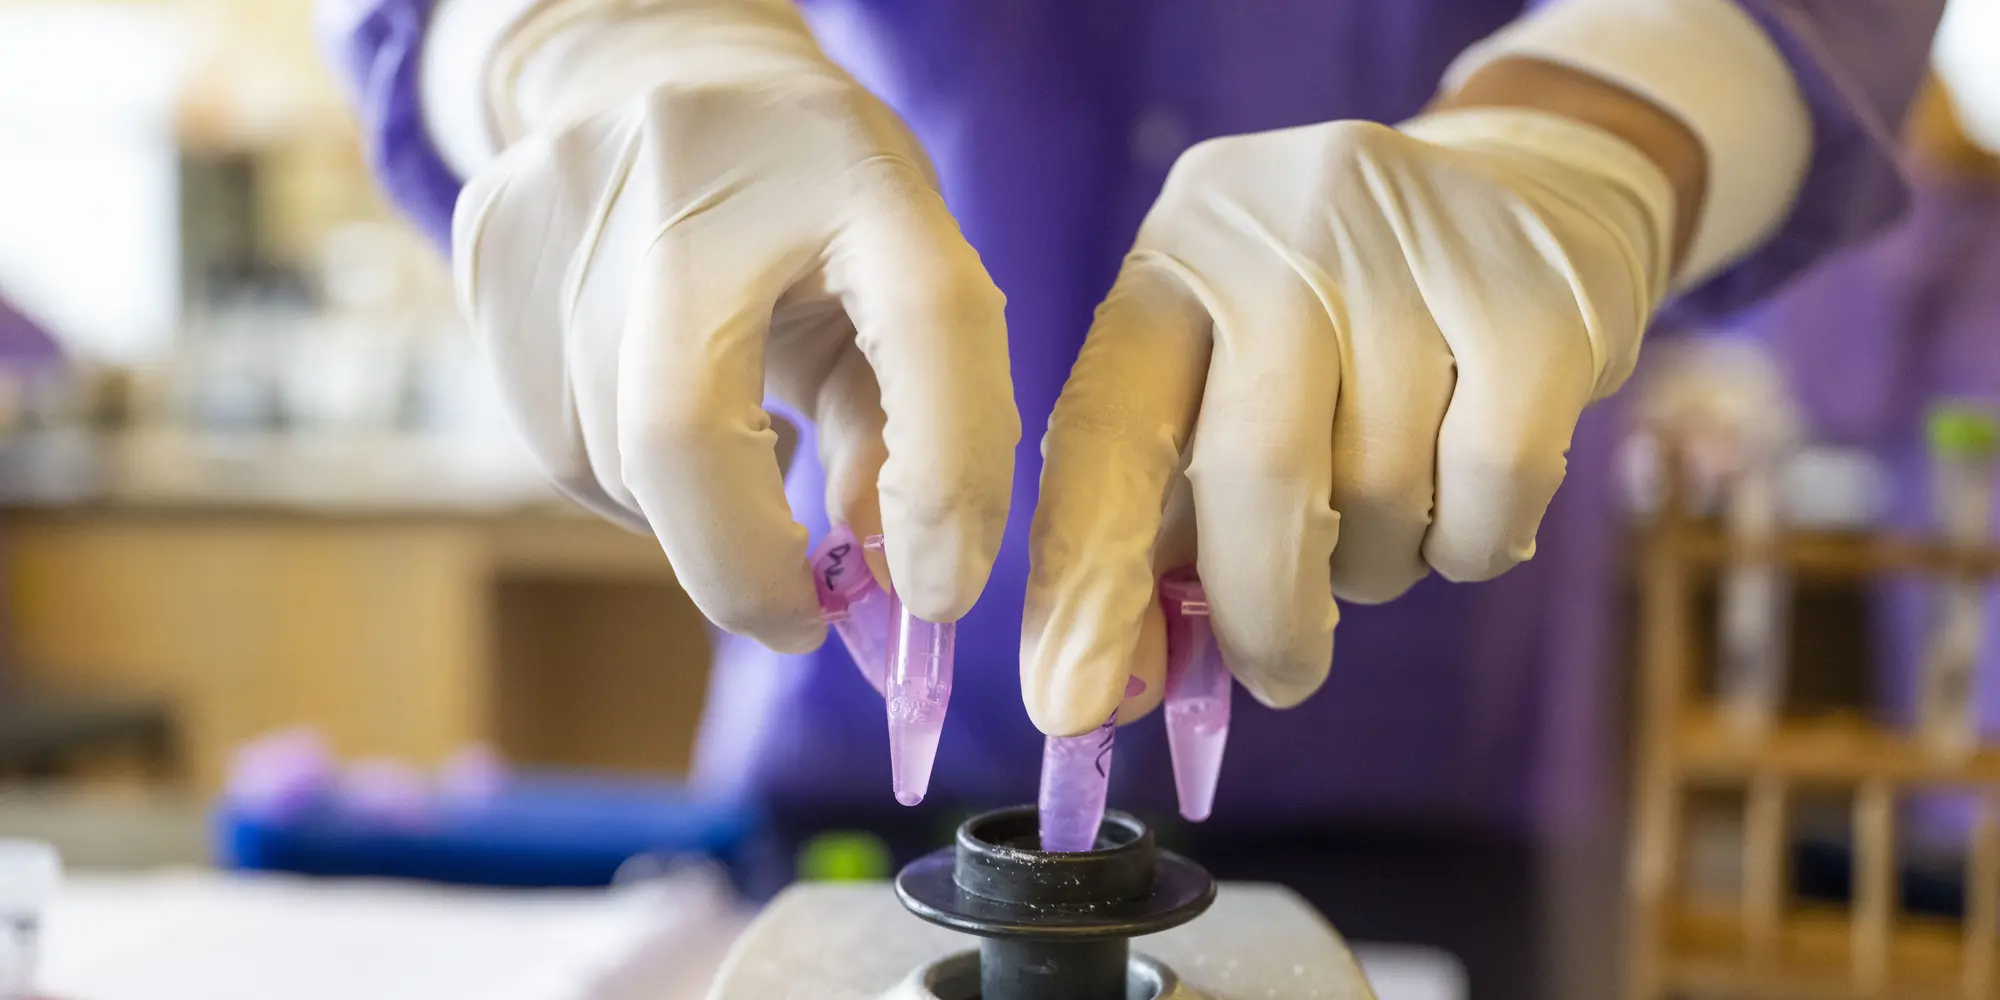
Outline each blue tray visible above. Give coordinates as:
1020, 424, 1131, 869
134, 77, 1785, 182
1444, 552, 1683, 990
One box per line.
216, 772, 766, 889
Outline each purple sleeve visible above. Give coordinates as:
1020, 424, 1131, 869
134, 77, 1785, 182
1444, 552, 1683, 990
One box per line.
1662, 0, 1946, 324
321, 0, 1946, 290
317, 0, 462, 252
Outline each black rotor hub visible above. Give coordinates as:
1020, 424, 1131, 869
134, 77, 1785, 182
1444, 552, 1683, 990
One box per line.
895, 806, 1215, 1000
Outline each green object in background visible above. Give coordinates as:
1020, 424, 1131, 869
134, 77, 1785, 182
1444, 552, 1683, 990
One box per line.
797, 831, 892, 882
1928, 403, 2000, 459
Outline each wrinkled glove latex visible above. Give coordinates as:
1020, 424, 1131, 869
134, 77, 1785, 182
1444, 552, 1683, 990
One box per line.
1024, 109, 1677, 736
454, 0, 1018, 651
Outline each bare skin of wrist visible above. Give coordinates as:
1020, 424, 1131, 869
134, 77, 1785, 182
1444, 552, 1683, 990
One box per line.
1434, 57, 1709, 276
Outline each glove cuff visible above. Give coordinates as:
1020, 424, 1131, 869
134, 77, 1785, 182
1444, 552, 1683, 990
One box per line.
422, 0, 547, 177
1442, 0, 1811, 293
421, 0, 824, 176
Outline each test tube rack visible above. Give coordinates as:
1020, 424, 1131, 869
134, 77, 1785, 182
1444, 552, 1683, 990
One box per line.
1627, 486, 2000, 1000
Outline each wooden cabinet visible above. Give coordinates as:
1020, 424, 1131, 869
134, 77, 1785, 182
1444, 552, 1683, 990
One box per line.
3, 507, 714, 791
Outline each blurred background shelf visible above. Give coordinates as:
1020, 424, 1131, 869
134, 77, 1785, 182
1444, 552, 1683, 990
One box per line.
1668, 901, 1980, 1000
1678, 526, 2000, 579
1678, 710, 2000, 785
1627, 497, 2000, 1000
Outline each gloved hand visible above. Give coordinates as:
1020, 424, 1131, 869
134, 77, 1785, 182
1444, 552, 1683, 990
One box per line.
452, 0, 1018, 651
1023, 108, 1678, 735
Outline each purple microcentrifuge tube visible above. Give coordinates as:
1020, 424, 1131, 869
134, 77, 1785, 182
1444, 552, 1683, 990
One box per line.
226, 727, 336, 821
438, 743, 510, 802
809, 524, 893, 695
810, 525, 956, 807
337, 758, 433, 828
1161, 569, 1231, 822
1038, 675, 1146, 853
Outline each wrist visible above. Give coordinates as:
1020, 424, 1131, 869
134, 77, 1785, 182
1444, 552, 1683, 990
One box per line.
422, 0, 545, 177
1437, 0, 1810, 292
421, 0, 826, 176
1434, 58, 1704, 277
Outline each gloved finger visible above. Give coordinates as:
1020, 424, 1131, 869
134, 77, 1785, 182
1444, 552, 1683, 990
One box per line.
564, 136, 682, 525
454, 142, 641, 529
811, 340, 893, 589
1023, 261, 1209, 737
1185, 264, 1343, 711
827, 159, 1018, 623
1116, 601, 1168, 726
1325, 268, 1455, 605
761, 295, 888, 589
1423, 315, 1595, 582
1113, 477, 1197, 728
618, 227, 826, 654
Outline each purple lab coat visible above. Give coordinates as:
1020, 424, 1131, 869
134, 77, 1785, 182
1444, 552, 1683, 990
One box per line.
323, 0, 1942, 839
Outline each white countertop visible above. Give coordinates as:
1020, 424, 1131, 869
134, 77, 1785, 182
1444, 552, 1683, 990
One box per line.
37, 867, 748, 1000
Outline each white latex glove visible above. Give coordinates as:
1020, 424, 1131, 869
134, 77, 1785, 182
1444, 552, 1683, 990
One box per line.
450, 0, 1018, 650
1022, 109, 1678, 736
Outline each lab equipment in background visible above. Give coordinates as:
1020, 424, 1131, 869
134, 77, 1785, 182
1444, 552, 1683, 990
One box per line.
0, 839, 58, 1000
809, 528, 957, 807
1626, 338, 1804, 736
795, 831, 893, 883
1621, 338, 1806, 515
1917, 403, 2000, 757
1718, 441, 1790, 738
1620, 439, 1890, 530
171, 275, 312, 433
216, 731, 763, 890
170, 220, 482, 440
1160, 570, 1231, 822
1627, 451, 2000, 1000
1036, 677, 1142, 853
288, 223, 445, 435
1779, 447, 1891, 530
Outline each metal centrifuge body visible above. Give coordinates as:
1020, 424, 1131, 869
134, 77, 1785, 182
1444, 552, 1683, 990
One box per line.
704, 805, 1380, 1000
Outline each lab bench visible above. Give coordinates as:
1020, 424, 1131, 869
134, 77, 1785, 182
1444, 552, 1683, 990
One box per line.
0, 434, 715, 793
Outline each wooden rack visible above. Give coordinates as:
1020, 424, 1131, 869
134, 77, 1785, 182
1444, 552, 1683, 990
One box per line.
1627, 495, 2000, 1000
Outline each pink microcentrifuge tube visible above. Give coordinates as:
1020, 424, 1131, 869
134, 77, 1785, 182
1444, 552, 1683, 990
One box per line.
809, 525, 956, 807
884, 572, 955, 807
226, 727, 336, 821
1161, 569, 1231, 822
809, 524, 894, 695
338, 758, 433, 828
438, 743, 511, 802
1038, 675, 1146, 853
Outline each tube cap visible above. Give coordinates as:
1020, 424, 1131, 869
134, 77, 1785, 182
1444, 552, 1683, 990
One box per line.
1928, 403, 2000, 459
